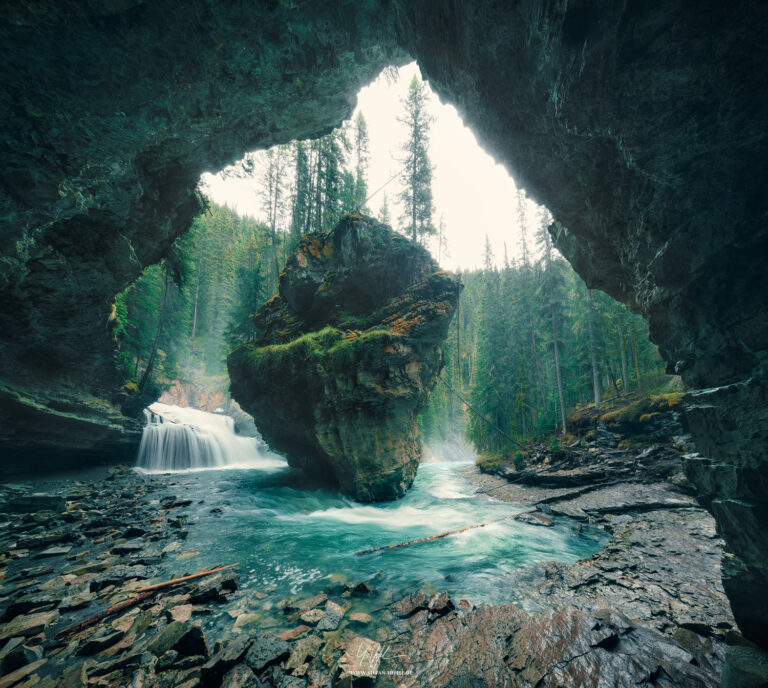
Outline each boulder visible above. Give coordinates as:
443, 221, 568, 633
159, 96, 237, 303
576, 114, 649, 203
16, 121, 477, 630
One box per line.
229, 215, 461, 501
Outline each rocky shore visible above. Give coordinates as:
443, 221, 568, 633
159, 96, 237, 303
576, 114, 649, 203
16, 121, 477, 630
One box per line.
1, 423, 760, 687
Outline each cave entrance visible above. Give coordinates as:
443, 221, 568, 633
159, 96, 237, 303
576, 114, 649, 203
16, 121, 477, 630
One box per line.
116, 63, 667, 461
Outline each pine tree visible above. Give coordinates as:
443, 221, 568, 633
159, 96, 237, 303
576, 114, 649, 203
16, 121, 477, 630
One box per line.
398, 75, 435, 243
352, 112, 370, 211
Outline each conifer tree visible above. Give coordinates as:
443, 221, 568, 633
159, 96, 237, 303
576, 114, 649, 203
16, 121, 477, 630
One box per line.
398, 75, 435, 243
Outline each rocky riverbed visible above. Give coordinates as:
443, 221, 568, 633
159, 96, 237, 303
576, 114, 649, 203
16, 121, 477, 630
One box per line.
0, 429, 756, 687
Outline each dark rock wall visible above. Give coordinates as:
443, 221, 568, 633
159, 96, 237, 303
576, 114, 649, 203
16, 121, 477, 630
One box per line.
1, 0, 766, 647
0, 1, 407, 462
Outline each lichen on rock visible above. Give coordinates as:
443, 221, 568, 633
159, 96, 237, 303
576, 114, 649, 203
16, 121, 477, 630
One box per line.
228, 215, 461, 501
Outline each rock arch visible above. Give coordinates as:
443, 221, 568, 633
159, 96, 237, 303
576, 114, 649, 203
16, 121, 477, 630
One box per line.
1, 0, 766, 648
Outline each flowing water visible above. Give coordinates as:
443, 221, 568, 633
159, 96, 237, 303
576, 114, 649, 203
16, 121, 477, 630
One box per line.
136, 405, 607, 615
136, 402, 282, 473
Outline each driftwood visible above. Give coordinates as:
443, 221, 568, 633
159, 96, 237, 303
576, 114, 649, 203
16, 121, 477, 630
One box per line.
134, 563, 239, 593
56, 563, 239, 638
355, 511, 535, 556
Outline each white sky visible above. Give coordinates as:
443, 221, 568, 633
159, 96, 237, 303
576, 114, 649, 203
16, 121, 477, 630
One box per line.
200, 62, 548, 271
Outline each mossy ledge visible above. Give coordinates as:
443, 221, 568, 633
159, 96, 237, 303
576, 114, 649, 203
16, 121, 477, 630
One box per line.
228, 215, 461, 501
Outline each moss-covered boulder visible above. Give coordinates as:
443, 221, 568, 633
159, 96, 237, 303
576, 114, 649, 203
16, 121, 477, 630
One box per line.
227, 215, 461, 501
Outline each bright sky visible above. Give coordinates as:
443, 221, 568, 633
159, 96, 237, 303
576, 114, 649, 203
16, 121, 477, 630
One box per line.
200, 62, 547, 271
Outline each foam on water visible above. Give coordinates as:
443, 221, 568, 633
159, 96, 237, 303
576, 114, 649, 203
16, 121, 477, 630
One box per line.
135, 402, 286, 473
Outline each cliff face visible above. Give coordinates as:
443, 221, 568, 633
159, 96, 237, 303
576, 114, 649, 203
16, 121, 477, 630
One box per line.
228, 216, 461, 501
1, 0, 767, 648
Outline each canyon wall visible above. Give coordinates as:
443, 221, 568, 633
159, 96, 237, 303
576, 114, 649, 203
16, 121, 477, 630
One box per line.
0, 0, 765, 646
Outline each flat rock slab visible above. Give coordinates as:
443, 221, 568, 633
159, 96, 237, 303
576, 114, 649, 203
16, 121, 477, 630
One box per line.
0, 610, 59, 640
338, 636, 382, 680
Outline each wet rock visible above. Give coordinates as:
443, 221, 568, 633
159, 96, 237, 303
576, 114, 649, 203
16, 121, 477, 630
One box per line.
188, 571, 239, 603
348, 612, 371, 626
285, 635, 322, 674
427, 592, 455, 617
278, 626, 311, 642
1, 495, 65, 514
244, 633, 290, 673
35, 545, 73, 558
76, 630, 124, 655
199, 633, 251, 687
721, 645, 768, 688
148, 622, 209, 658
338, 636, 381, 681
0, 642, 42, 674
391, 589, 428, 618
59, 591, 93, 611
0, 658, 46, 687
221, 664, 262, 688
0, 610, 58, 640
514, 511, 554, 527
298, 609, 323, 626
350, 582, 373, 596
167, 605, 194, 623
315, 601, 344, 632
111, 541, 145, 555
1, 593, 60, 621
284, 593, 326, 614
90, 565, 152, 592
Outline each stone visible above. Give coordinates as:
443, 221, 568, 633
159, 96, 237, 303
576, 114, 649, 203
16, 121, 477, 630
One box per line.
278, 626, 311, 642
200, 634, 251, 687
427, 592, 455, 616
315, 601, 344, 632
244, 634, 290, 672
89, 565, 152, 592
284, 593, 326, 614
0, 611, 58, 641
721, 645, 768, 688
0, 0, 767, 652
76, 630, 124, 655
229, 216, 461, 501
391, 589, 428, 618
348, 612, 371, 626
1, 495, 65, 514
110, 541, 145, 555
34, 545, 73, 558
0, 659, 46, 688
0, 642, 42, 674
188, 571, 239, 603
298, 609, 323, 625
337, 636, 381, 680
285, 636, 322, 673
167, 605, 194, 623
221, 664, 262, 688
147, 622, 209, 658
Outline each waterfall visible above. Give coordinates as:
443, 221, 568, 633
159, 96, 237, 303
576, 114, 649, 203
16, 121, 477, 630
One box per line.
136, 402, 284, 473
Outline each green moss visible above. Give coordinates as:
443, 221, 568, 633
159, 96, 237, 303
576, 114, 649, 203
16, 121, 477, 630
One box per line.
230, 325, 400, 383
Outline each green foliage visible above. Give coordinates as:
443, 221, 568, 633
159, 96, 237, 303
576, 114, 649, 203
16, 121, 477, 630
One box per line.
398, 76, 435, 243
424, 221, 667, 454
113, 204, 272, 393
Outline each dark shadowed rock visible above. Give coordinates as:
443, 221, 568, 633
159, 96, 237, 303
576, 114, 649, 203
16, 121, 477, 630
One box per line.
200, 634, 252, 687
229, 216, 461, 501
244, 633, 290, 673
0, 0, 766, 651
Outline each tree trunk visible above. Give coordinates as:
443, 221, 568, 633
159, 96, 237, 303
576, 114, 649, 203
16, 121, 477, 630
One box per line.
618, 325, 629, 392
586, 289, 602, 410
138, 268, 169, 393
551, 304, 567, 434
191, 261, 200, 339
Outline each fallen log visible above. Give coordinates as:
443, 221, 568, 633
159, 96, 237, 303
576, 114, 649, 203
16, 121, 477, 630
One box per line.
56, 563, 239, 638
134, 563, 239, 593
354, 511, 535, 556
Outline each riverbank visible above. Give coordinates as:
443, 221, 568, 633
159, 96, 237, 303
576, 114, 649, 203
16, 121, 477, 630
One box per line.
0, 432, 750, 687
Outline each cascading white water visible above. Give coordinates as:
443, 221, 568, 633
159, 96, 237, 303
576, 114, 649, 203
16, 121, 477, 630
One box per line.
136, 402, 284, 473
